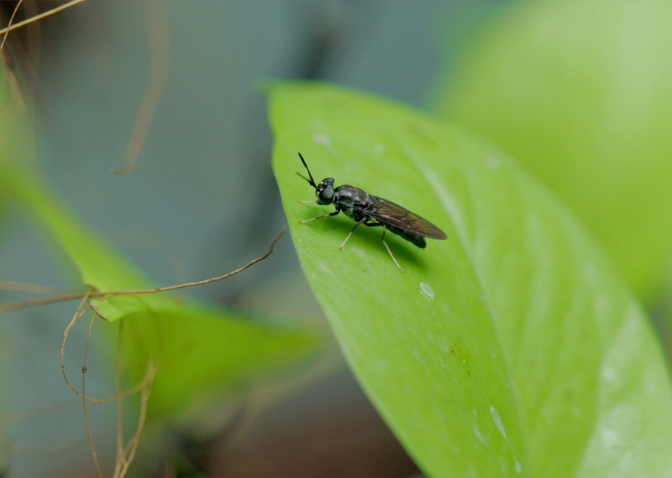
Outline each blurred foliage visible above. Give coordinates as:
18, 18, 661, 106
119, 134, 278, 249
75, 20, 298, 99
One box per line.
432, 2, 672, 301
270, 81, 672, 477
0, 377, 6, 474
0, 64, 320, 426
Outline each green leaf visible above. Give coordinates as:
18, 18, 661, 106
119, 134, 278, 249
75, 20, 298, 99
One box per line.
430, 2, 672, 300
0, 164, 319, 422
270, 82, 672, 477
0, 166, 172, 321
113, 303, 318, 421
0, 71, 319, 423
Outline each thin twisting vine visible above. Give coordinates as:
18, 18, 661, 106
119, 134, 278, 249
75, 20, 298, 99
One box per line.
1, 226, 285, 313
0, 4, 287, 476
12, 228, 285, 478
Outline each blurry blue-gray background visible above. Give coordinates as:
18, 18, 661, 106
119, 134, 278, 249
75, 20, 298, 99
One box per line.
0, 2, 504, 477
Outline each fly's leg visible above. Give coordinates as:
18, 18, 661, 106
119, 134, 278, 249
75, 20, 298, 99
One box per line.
298, 209, 340, 224
362, 221, 403, 271
347, 220, 404, 271
340, 217, 367, 250
381, 225, 404, 272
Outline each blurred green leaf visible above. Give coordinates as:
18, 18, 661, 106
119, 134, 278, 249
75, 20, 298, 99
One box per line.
0, 165, 174, 321
270, 82, 672, 477
0, 65, 22, 477
0, 70, 319, 423
431, 2, 672, 300
116, 304, 318, 422
0, 365, 7, 475
0, 165, 318, 422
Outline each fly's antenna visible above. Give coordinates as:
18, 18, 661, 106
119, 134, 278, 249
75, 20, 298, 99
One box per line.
297, 152, 317, 189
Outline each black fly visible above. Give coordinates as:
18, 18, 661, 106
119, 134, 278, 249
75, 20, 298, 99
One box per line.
296, 152, 447, 272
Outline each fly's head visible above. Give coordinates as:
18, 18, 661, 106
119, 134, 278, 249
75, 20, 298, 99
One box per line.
297, 153, 335, 205
316, 178, 335, 205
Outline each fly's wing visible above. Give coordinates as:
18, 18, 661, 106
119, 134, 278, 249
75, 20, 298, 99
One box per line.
368, 196, 448, 239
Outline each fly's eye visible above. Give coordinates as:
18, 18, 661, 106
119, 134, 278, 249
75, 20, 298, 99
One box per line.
316, 178, 335, 205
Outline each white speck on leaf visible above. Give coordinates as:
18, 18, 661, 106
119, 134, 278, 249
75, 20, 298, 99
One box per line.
473, 422, 486, 444
499, 457, 509, 473
312, 133, 332, 147
375, 359, 388, 369
490, 406, 507, 439
420, 282, 434, 300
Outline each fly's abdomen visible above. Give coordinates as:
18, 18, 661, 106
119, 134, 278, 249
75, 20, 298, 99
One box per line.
387, 226, 427, 249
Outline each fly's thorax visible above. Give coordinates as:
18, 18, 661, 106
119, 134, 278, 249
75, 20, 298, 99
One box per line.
334, 185, 371, 205
334, 185, 371, 217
